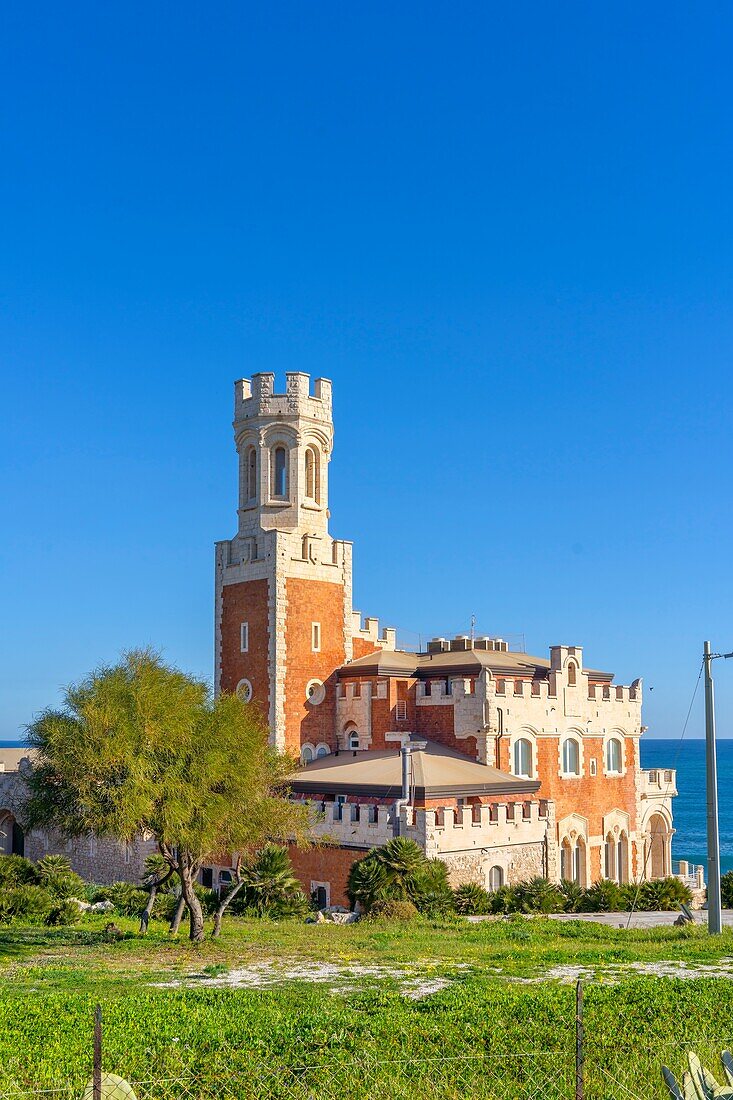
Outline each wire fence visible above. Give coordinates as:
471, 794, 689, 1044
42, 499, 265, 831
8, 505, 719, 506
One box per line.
1, 992, 731, 1100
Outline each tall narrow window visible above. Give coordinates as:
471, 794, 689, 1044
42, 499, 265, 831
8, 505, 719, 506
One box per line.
488, 865, 504, 891
513, 738, 533, 778
312, 622, 321, 652
240, 622, 249, 653
562, 738, 580, 775
606, 737, 622, 774
567, 662, 577, 686
272, 446, 288, 498
246, 447, 257, 501
305, 446, 320, 503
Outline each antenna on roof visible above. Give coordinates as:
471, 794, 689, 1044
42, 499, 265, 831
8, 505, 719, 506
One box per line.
470, 615, 476, 646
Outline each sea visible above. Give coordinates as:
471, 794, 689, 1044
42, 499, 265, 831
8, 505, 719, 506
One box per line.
1, 736, 731, 874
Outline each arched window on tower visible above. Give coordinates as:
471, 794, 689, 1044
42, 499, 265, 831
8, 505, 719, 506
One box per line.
246, 446, 257, 501
567, 662, 577, 686
272, 446, 288, 499
305, 446, 320, 504
562, 737, 580, 776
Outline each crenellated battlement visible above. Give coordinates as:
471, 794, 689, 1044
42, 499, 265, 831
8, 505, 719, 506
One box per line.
351, 612, 397, 650
234, 372, 333, 423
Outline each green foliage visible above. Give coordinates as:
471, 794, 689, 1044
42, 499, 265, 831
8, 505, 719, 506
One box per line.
488, 884, 517, 914
36, 855, 86, 900
630, 877, 693, 912
580, 878, 625, 912
0, 884, 53, 922
348, 839, 454, 915
94, 882, 150, 917
46, 898, 82, 926
559, 878, 584, 913
232, 844, 307, 918
722, 872, 733, 909
24, 650, 311, 939
0, 855, 39, 888
367, 899, 418, 921
453, 882, 492, 915
513, 877, 567, 914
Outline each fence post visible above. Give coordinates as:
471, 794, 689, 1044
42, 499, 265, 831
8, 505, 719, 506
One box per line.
575, 980, 584, 1100
93, 1004, 102, 1100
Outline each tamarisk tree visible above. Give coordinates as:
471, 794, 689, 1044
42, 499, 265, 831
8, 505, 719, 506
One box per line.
25, 649, 310, 941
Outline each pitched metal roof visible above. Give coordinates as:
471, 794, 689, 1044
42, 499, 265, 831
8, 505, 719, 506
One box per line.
286, 738, 540, 800
338, 647, 612, 681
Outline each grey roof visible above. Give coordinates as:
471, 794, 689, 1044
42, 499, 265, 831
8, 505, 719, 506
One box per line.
339, 647, 612, 681
286, 739, 540, 800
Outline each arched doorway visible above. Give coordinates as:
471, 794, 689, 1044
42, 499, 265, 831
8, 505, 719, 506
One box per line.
0, 811, 24, 857
647, 813, 670, 878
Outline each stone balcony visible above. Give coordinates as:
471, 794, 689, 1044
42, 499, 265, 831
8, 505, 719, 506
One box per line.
641, 768, 677, 798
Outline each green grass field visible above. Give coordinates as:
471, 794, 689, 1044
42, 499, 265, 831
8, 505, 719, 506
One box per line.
2, 916, 733, 1100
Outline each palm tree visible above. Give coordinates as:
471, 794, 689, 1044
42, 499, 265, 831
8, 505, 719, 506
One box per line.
241, 844, 303, 916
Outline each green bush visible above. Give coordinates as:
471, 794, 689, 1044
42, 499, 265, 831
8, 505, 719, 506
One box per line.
633, 876, 693, 912
229, 844, 308, 919
0, 855, 39, 888
580, 879, 625, 913
722, 870, 733, 908
367, 899, 418, 921
559, 879, 584, 913
0, 885, 53, 923
348, 839, 454, 915
514, 877, 567, 914
46, 899, 82, 926
96, 882, 150, 916
36, 855, 86, 900
488, 884, 518, 914
454, 882, 492, 915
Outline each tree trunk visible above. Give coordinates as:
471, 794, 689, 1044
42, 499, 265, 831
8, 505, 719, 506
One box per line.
141, 866, 174, 933
178, 855, 205, 942
212, 877, 247, 938
169, 894, 186, 935
139, 884, 157, 934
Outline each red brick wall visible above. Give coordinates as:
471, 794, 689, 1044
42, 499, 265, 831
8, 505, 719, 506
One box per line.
288, 843, 368, 907
284, 577, 346, 756
220, 579, 270, 722
352, 637, 382, 659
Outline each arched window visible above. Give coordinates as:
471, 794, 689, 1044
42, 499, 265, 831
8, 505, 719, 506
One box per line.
348, 731, 359, 750
562, 737, 580, 775
305, 446, 320, 503
617, 835, 628, 883
513, 738, 533, 778
604, 835, 616, 880
246, 446, 257, 501
567, 662, 577, 686
606, 737, 622, 774
488, 865, 504, 891
272, 446, 288, 499
301, 745, 314, 765
315, 744, 330, 759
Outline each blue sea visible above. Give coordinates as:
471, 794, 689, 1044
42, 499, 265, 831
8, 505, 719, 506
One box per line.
641, 739, 733, 875
2, 737, 731, 874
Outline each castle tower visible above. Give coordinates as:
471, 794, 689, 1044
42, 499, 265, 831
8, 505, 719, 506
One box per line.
215, 372, 354, 753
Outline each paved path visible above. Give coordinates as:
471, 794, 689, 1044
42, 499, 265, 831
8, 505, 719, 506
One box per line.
466, 910, 733, 929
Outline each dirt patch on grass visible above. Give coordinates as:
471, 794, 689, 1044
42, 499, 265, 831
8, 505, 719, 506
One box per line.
152, 960, 456, 998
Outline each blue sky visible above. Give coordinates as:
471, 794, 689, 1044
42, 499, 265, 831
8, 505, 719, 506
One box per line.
2, 3, 733, 740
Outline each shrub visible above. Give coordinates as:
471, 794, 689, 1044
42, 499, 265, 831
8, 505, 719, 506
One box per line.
722, 871, 733, 908
367, 899, 418, 922
231, 844, 306, 918
559, 879, 584, 913
0, 855, 39, 889
46, 899, 82, 926
0, 885, 53, 922
634, 877, 692, 912
349, 840, 454, 915
410, 858, 455, 916
99, 882, 150, 917
514, 877, 567, 914
454, 882, 492, 915
580, 879, 625, 913
36, 856, 86, 900
489, 884, 518, 914
346, 856, 389, 912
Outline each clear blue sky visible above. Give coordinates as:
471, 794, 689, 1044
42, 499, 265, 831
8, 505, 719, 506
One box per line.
2, 3, 733, 741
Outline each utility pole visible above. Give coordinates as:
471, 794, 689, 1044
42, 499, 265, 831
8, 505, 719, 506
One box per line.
703, 641, 723, 934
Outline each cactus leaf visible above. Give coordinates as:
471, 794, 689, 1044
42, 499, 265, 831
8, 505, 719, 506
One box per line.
82, 1075, 138, 1100
664, 1067, 685, 1100
688, 1053, 719, 1100
722, 1053, 733, 1088
683, 1071, 700, 1100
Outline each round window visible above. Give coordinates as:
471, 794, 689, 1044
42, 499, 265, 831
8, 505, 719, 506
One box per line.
236, 678, 253, 703
306, 679, 325, 706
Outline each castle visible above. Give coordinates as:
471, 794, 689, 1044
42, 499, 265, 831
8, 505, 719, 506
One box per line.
0, 372, 690, 903
213, 372, 681, 906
